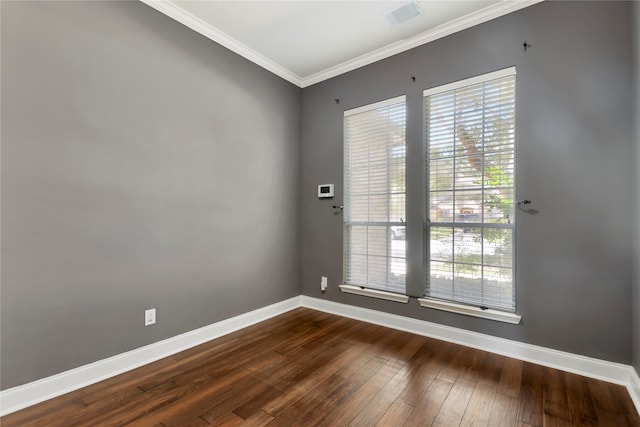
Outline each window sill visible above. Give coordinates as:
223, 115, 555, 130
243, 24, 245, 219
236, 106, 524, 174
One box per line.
418, 298, 521, 324
339, 284, 409, 304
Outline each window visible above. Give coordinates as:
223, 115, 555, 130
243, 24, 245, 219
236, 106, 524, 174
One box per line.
423, 68, 516, 313
343, 96, 406, 296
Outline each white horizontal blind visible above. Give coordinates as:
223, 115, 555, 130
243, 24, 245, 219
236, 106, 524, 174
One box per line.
424, 68, 516, 311
344, 96, 406, 294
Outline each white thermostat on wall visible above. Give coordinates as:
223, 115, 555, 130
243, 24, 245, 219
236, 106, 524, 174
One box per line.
318, 184, 334, 198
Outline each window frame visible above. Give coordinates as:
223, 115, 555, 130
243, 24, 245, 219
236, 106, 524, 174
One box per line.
341, 95, 408, 302
421, 67, 520, 322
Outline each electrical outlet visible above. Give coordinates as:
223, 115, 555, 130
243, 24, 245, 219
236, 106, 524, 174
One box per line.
145, 308, 156, 326
321, 276, 328, 291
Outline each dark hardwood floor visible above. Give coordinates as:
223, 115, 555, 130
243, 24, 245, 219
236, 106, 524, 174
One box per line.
2, 308, 639, 426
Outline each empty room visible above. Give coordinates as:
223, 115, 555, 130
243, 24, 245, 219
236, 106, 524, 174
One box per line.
1, 0, 639, 426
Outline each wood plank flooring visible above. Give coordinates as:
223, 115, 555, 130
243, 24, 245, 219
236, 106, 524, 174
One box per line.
2, 308, 639, 426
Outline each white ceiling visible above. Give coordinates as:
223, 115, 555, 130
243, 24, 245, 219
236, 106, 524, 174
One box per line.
141, 0, 542, 87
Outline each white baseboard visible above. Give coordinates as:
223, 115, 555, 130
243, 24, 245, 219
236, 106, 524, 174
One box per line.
2, 294, 639, 417
300, 296, 640, 415
0, 296, 302, 416
629, 368, 640, 415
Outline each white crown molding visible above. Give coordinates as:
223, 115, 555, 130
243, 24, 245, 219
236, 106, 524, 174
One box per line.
139, 0, 543, 88
139, 0, 303, 87
3, 294, 638, 417
299, 0, 544, 87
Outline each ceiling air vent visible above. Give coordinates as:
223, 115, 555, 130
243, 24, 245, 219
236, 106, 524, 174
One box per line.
385, 1, 423, 27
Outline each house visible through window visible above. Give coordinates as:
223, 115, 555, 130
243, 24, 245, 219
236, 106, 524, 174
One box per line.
343, 96, 406, 295
424, 67, 517, 312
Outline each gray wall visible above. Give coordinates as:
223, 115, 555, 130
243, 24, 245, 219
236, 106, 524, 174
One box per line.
1, 0, 636, 392
300, 1, 635, 364
1, 1, 301, 389
634, 0, 640, 376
